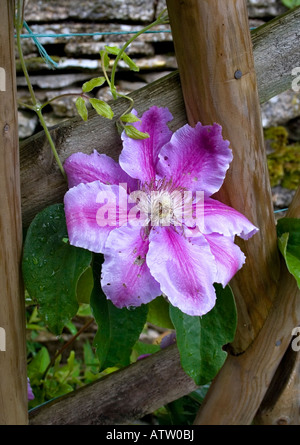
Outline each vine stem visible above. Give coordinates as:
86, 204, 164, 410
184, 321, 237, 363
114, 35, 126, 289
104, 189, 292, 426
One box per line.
109, 8, 168, 96
42, 317, 95, 379
40, 92, 90, 109
15, 0, 67, 180
36, 108, 67, 180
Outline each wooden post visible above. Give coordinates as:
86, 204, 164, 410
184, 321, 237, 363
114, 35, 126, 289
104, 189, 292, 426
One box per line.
166, 0, 280, 354
0, 0, 28, 424
254, 343, 300, 425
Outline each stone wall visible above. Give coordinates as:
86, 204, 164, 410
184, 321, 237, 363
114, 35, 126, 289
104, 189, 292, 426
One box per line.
17, 0, 298, 139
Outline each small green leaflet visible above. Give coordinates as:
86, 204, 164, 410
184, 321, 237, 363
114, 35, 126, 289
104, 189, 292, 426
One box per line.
124, 125, 149, 140
104, 45, 139, 72
120, 113, 141, 123
100, 50, 110, 70
75, 96, 88, 121
82, 77, 106, 93
277, 217, 300, 289
90, 254, 148, 370
169, 284, 237, 386
22, 204, 92, 335
281, 0, 300, 8
89, 98, 114, 119
122, 53, 139, 72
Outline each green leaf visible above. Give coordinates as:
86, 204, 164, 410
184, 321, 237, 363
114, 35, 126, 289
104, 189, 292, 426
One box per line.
90, 255, 148, 370
75, 96, 88, 121
89, 98, 114, 119
76, 266, 94, 304
104, 45, 139, 71
147, 296, 174, 329
82, 77, 106, 93
22, 204, 92, 335
27, 346, 50, 385
169, 284, 237, 385
277, 218, 300, 289
122, 53, 139, 72
100, 50, 110, 70
281, 0, 300, 8
104, 45, 121, 56
120, 113, 141, 123
124, 125, 149, 140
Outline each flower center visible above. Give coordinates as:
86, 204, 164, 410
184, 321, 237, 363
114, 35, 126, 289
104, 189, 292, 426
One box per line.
133, 178, 185, 227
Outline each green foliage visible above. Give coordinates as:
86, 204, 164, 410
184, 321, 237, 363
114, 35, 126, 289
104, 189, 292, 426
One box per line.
281, 0, 300, 8
89, 98, 114, 119
147, 296, 174, 329
82, 77, 106, 93
120, 113, 141, 123
22, 204, 92, 335
169, 284, 237, 386
104, 45, 139, 72
76, 266, 94, 304
90, 255, 149, 370
265, 126, 300, 189
277, 218, 300, 289
75, 96, 88, 121
123, 124, 150, 140
74, 34, 156, 139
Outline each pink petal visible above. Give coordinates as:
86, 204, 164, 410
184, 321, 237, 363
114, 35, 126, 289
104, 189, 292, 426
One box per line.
202, 233, 246, 287
157, 122, 232, 196
101, 225, 161, 308
197, 198, 259, 240
119, 106, 173, 184
64, 150, 138, 192
27, 378, 34, 401
147, 227, 217, 316
64, 181, 125, 253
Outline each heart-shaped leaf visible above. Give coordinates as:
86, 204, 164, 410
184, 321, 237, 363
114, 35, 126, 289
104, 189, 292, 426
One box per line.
90, 255, 148, 370
169, 284, 237, 385
22, 204, 92, 334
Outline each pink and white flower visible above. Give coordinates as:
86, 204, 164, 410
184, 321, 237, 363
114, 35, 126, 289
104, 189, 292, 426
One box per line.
64, 106, 258, 316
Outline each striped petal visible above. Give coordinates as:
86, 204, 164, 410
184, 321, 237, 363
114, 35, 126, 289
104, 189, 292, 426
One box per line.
64, 150, 138, 192
147, 227, 217, 316
101, 225, 161, 308
119, 106, 173, 184
64, 181, 126, 253
203, 233, 246, 287
157, 122, 232, 196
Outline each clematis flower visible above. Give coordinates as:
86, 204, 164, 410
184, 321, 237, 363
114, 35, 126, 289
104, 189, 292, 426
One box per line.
64, 106, 258, 316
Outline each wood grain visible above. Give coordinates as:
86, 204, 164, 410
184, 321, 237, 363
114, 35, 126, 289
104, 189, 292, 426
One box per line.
0, 0, 28, 425
254, 343, 300, 425
252, 5, 300, 104
20, 6, 300, 228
